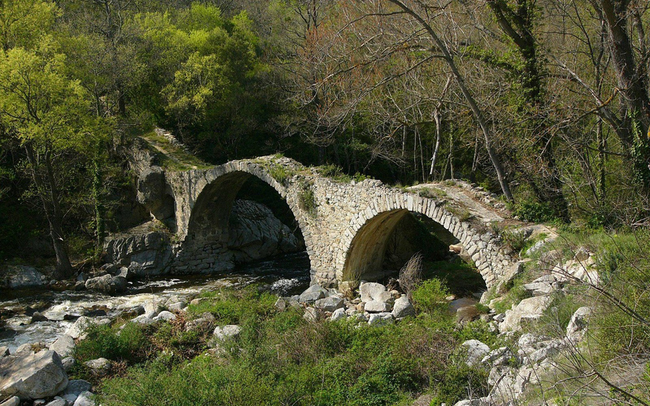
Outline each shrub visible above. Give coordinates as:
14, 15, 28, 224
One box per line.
298, 186, 317, 216
513, 199, 556, 223
411, 278, 451, 316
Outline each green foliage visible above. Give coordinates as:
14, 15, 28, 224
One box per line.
430, 365, 489, 405
411, 279, 451, 317
512, 199, 556, 223
500, 228, 528, 254
317, 164, 369, 183
89, 280, 498, 405
422, 259, 486, 297
298, 184, 317, 216
74, 323, 149, 365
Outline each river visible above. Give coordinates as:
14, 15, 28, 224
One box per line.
0, 252, 310, 353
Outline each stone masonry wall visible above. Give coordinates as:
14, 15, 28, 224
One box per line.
164, 156, 515, 289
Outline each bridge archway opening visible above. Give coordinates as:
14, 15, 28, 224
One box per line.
186, 171, 307, 269
342, 210, 486, 296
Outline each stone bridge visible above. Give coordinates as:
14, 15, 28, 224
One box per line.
138, 152, 516, 290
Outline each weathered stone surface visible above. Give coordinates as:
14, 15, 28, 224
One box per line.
61, 357, 75, 372
0, 350, 68, 400
500, 296, 552, 332
314, 296, 344, 312
185, 312, 216, 332
368, 313, 394, 326
0, 347, 9, 357
64, 380, 92, 397
330, 308, 347, 322
84, 358, 111, 376
49, 335, 75, 358
553, 258, 599, 286
144, 299, 165, 318
2, 266, 46, 289
391, 296, 415, 319
303, 307, 319, 322
364, 300, 392, 313
299, 285, 327, 303
104, 225, 172, 277
566, 306, 591, 343
73, 391, 96, 406
359, 282, 386, 303
84, 274, 127, 295
66, 317, 111, 340
0, 396, 20, 406
153, 310, 176, 322
228, 200, 302, 262
461, 340, 490, 367
213, 325, 241, 341
44, 397, 66, 406
124, 149, 521, 289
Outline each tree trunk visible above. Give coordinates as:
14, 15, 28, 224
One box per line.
599, 0, 650, 186
24, 144, 73, 279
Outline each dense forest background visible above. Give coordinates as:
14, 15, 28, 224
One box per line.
1, 0, 649, 275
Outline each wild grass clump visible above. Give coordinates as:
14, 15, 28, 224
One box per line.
399, 253, 423, 299
298, 185, 317, 216
410, 278, 450, 318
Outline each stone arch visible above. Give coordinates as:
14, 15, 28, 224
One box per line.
339, 192, 497, 288
178, 161, 313, 273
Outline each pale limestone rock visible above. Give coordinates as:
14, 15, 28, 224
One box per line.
314, 296, 344, 312
213, 325, 241, 341
49, 335, 75, 358
461, 340, 490, 367
500, 296, 552, 332
0, 350, 68, 400
566, 306, 591, 343
359, 282, 386, 303
391, 296, 415, 319
367, 312, 393, 326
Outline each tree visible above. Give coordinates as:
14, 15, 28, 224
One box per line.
0, 2, 109, 277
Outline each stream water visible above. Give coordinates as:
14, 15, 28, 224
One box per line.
0, 252, 310, 353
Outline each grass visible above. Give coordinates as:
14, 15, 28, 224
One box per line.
316, 164, 370, 183
142, 131, 211, 171
73, 281, 496, 406
298, 184, 317, 217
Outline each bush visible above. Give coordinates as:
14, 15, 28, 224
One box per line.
74, 323, 149, 365
513, 199, 556, 223
411, 279, 451, 316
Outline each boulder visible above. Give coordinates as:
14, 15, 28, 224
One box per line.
0, 347, 9, 357
368, 313, 394, 326
84, 274, 127, 295
84, 358, 111, 377
103, 225, 172, 277
391, 296, 415, 319
2, 266, 46, 289
185, 312, 216, 332
274, 298, 288, 312
566, 306, 591, 343
30, 312, 48, 323
63, 380, 92, 398
0, 396, 20, 406
364, 300, 392, 313
0, 350, 68, 400
213, 325, 241, 341
130, 314, 155, 325
303, 307, 319, 322
330, 308, 347, 322
44, 397, 66, 406
153, 311, 176, 322
227, 200, 302, 262
299, 285, 327, 303
144, 299, 165, 318
49, 335, 75, 358
61, 357, 75, 372
359, 282, 386, 303
461, 340, 490, 367
73, 391, 95, 406
66, 317, 111, 340
500, 296, 552, 332
314, 296, 344, 312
